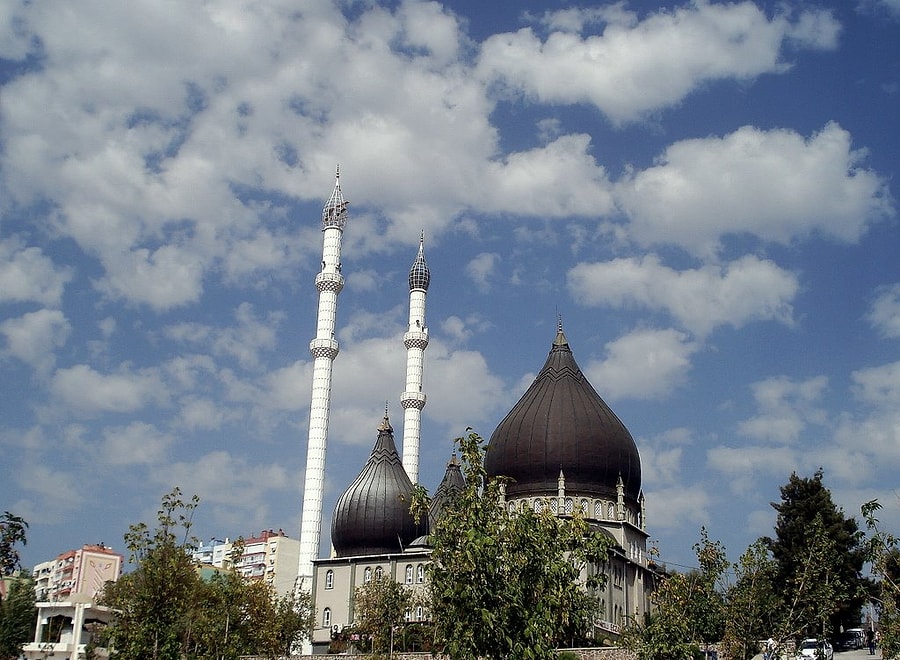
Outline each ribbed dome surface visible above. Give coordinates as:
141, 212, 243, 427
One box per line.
331, 415, 424, 557
428, 454, 465, 528
485, 328, 641, 501
408, 237, 430, 291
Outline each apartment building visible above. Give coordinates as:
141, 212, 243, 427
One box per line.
234, 529, 299, 598
32, 544, 123, 602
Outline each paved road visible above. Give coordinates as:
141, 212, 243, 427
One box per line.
753, 648, 883, 660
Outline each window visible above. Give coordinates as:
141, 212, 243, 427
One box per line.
415, 605, 424, 621
416, 564, 425, 583
565, 498, 574, 514
405, 564, 413, 584
364, 567, 372, 583
533, 499, 543, 512
374, 566, 383, 580
325, 570, 334, 590
607, 503, 615, 519
323, 608, 331, 628
594, 501, 603, 518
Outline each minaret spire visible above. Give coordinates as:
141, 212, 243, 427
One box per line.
298, 166, 348, 594
401, 231, 430, 482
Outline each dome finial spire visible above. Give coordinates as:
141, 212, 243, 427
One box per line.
554, 311, 568, 347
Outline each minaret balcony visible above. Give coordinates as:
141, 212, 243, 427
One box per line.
309, 338, 339, 359
315, 271, 344, 293
400, 391, 426, 409
403, 330, 429, 350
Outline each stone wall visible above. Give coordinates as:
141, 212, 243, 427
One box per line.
242, 647, 637, 660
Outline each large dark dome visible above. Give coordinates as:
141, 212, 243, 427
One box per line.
331, 414, 425, 557
485, 327, 641, 501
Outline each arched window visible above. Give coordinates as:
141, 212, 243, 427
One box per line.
364, 567, 372, 583
415, 605, 424, 621
550, 498, 558, 514
416, 564, 425, 583
405, 564, 413, 584
594, 501, 603, 518
374, 566, 383, 579
323, 607, 331, 628
533, 499, 543, 513
580, 499, 589, 514
565, 498, 574, 514
325, 569, 334, 590
607, 502, 615, 520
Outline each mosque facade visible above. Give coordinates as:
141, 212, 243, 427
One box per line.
299, 172, 659, 653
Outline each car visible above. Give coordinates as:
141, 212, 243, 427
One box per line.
833, 632, 862, 651
797, 638, 834, 660
846, 629, 866, 650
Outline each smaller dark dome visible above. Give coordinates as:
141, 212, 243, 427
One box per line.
428, 453, 465, 529
331, 414, 425, 557
409, 236, 430, 291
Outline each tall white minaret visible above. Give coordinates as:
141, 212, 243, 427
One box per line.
401, 233, 430, 483
297, 167, 348, 593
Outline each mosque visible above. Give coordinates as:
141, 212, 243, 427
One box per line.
296, 170, 658, 653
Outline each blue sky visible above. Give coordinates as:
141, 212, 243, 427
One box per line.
2, 0, 899, 574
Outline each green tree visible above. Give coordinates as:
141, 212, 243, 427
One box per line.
862, 499, 900, 660
0, 513, 28, 577
353, 573, 415, 654
99, 487, 312, 659
0, 572, 36, 660
188, 570, 312, 660
720, 539, 780, 660
766, 470, 866, 635
99, 488, 203, 659
621, 529, 727, 660
411, 429, 613, 660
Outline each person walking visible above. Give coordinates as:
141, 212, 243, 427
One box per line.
866, 628, 876, 655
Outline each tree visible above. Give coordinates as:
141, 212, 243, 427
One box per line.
353, 574, 415, 654
0, 512, 28, 577
99, 488, 203, 659
766, 470, 867, 635
720, 539, 780, 660
411, 429, 613, 660
0, 573, 36, 660
99, 487, 312, 659
621, 529, 727, 660
862, 499, 899, 660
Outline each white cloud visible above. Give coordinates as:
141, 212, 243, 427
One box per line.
0, 238, 73, 306
737, 375, 828, 443
1, 309, 71, 373
617, 123, 894, 256
851, 360, 900, 408
480, 135, 615, 217
465, 253, 501, 292
150, 450, 292, 531
100, 422, 174, 466
867, 283, 900, 339
164, 303, 283, 370
644, 486, 710, 532
478, 2, 839, 124
707, 444, 798, 494
51, 364, 169, 415
584, 327, 698, 400
13, 463, 86, 525
568, 254, 798, 337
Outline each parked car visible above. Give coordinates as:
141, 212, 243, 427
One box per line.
834, 632, 862, 651
797, 639, 834, 660
846, 629, 866, 650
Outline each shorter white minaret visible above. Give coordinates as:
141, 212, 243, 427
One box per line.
401, 233, 430, 483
